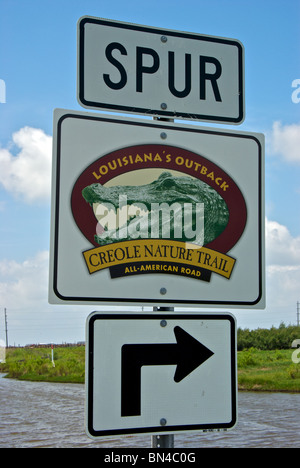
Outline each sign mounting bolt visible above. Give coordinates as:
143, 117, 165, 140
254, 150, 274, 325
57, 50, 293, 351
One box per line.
160, 287, 167, 295
160, 132, 167, 140
160, 418, 167, 426
161, 36, 168, 43
161, 102, 167, 110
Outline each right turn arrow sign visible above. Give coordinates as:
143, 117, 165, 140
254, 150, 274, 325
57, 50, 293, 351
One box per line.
121, 326, 214, 417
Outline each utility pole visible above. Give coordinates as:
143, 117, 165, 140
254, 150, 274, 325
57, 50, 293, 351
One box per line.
4, 308, 8, 348
297, 302, 300, 327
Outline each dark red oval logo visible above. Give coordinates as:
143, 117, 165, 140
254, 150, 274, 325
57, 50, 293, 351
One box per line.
71, 144, 247, 255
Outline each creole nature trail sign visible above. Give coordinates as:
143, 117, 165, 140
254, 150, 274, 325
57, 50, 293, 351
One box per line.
49, 109, 265, 308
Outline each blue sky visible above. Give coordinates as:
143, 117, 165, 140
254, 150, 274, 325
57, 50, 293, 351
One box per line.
0, 0, 299, 345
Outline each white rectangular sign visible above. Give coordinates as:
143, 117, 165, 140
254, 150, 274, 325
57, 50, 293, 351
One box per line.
77, 16, 244, 124
86, 313, 237, 438
49, 109, 265, 308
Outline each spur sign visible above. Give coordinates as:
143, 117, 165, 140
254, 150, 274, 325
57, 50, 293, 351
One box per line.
77, 17, 244, 124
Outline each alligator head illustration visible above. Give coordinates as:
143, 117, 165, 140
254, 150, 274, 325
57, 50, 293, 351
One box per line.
82, 172, 229, 246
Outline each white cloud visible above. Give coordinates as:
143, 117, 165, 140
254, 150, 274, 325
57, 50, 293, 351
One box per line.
0, 218, 298, 334
0, 251, 49, 308
266, 264, 300, 310
266, 218, 300, 266
1, 220, 298, 305
269, 121, 300, 164
0, 127, 52, 202
266, 218, 300, 311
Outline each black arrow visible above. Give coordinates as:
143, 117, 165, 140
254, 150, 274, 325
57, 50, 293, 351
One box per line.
121, 326, 214, 417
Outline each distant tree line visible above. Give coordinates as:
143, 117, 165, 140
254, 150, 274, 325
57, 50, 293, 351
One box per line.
237, 323, 300, 351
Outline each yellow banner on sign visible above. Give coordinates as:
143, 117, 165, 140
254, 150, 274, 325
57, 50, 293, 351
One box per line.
83, 239, 235, 279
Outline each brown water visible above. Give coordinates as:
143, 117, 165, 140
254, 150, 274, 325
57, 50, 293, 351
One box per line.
0, 374, 299, 448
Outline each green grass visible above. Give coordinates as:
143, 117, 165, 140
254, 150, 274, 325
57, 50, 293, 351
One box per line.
0, 346, 85, 383
1, 346, 299, 392
238, 348, 300, 392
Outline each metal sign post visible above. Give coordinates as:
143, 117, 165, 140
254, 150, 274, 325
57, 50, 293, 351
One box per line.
152, 306, 175, 448
152, 433, 174, 448
48, 15, 265, 448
